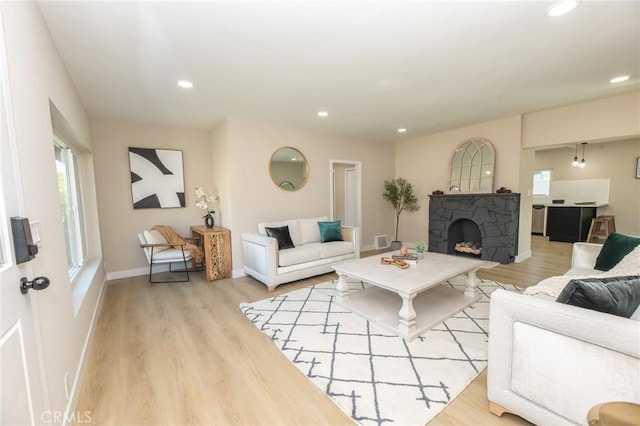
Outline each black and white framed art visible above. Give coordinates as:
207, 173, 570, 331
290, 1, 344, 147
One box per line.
129, 147, 185, 209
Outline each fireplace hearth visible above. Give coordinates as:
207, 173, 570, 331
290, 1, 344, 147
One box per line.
428, 193, 520, 264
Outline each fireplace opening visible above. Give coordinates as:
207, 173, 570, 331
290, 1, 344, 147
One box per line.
447, 219, 482, 258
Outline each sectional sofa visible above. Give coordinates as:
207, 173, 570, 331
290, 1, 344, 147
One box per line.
488, 235, 640, 425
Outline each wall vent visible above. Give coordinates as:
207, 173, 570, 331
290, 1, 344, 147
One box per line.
374, 234, 389, 250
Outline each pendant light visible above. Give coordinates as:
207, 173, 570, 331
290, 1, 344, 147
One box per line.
579, 142, 587, 168
571, 143, 579, 167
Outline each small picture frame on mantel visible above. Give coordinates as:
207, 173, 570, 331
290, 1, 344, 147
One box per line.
636, 157, 640, 179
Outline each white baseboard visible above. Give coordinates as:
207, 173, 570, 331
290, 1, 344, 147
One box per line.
515, 250, 532, 263
106, 266, 150, 281
109, 266, 246, 281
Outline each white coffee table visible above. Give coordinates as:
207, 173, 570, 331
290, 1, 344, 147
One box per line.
332, 252, 483, 341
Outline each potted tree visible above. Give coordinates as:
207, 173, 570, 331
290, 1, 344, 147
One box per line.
383, 177, 420, 250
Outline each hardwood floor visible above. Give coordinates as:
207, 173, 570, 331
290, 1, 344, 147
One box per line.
75, 236, 572, 425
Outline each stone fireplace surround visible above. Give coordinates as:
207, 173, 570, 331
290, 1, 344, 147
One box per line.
428, 193, 520, 264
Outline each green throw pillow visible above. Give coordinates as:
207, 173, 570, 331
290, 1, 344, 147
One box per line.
318, 220, 343, 243
594, 233, 640, 271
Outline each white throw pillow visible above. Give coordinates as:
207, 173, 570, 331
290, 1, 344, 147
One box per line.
258, 220, 301, 246
143, 230, 169, 253
299, 216, 328, 245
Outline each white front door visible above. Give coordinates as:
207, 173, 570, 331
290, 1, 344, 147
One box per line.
0, 14, 48, 424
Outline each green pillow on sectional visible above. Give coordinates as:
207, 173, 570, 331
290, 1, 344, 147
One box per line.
594, 233, 640, 271
318, 220, 343, 243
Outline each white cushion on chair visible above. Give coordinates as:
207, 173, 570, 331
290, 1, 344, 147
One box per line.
143, 230, 169, 253
152, 248, 193, 262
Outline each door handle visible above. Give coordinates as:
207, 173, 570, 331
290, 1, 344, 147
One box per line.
20, 276, 50, 294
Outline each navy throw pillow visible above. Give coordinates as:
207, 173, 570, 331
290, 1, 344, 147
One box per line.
318, 220, 343, 243
265, 226, 295, 250
556, 276, 640, 318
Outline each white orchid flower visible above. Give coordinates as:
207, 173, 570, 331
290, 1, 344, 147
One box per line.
195, 187, 218, 215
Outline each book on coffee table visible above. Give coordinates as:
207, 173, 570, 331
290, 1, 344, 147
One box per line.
392, 254, 418, 264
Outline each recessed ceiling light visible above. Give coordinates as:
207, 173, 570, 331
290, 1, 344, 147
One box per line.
397, 128, 407, 133
317, 111, 329, 117
177, 80, 194, 89
546, 0, 579, 17
610, 75, 630, 83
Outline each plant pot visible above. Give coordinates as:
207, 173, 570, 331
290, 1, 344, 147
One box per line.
390, 241, 402, 250
417, 252, 424, 259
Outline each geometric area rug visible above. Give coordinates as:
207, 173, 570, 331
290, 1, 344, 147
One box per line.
240, 275, 522, 426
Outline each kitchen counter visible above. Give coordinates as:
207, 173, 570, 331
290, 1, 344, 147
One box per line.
545, 205, 601, 242
544, 202, 608, 208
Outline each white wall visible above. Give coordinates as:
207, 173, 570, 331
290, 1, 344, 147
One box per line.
225, 116, 395, 272
94, 116, 395, 277
91, 118, 211, 276
210, 119, 230, 229
395, 115, 526, 253
523, 91, 640, 148
396, 92, 640, 260
1, 1, 105, 416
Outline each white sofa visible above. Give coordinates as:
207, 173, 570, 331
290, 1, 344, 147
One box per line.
241, 216, 360, 291
488, 242, 640, 426
565, 242, 607, 276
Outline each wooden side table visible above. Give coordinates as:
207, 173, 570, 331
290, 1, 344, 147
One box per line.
190, 225, 232, 281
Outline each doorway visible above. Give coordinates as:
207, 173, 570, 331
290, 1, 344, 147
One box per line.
330, 160, 362, 244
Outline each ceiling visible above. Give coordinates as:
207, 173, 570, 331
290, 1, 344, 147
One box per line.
37, 1, 640, 143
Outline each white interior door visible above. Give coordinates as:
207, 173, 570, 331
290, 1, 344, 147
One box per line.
329, 160, 362, 248
345, 168, 357, 227
331, 169, 336, 219
0, 14, 47, 424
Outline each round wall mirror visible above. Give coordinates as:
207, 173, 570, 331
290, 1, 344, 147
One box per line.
449, 137, 495, 193
269, 147, 309, 191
